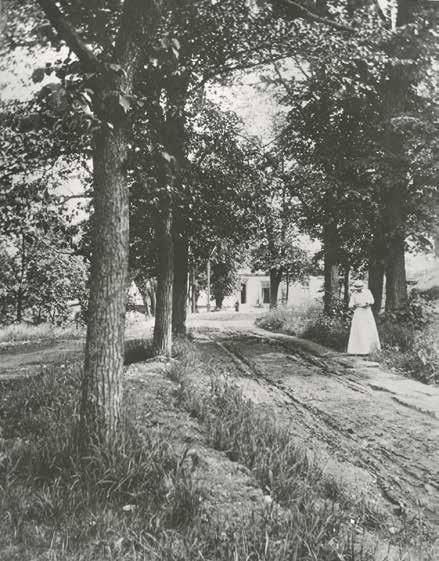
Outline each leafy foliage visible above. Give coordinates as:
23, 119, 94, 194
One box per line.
268, 4, 439, 278
0, 172, 88, 325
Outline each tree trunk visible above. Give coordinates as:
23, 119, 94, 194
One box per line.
369, 260, 385, 316
269, 269, 282, 309
152, 200, 173, 356
385, 231, 407, 312
382, 140, 408, 312
343, 267, 350, 310
172, 230, 189, 336
16, 289, 23, 323
68, 0, 163, 448
148, 279, 156, 316
368, 228, 386, 316
151, 75, 188, 351
207, 259, 211, 311
323, 224, 339, 315
81, 117, 130, 445
16, 233, 26, 323
215, 295, 223, 309
191, 269, 198, 313
380, 3, 410, 313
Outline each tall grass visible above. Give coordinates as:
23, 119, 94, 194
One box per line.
0, 322, 83, 344
0, 364, 205, 560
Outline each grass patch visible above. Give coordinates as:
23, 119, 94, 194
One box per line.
0, 322, 84, 345
0, 363, 207, 560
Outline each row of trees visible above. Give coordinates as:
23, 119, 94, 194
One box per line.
259, 0, 439, 314
1, 0, 438, 446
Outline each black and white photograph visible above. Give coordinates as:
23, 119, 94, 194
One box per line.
0, 0, 438, 559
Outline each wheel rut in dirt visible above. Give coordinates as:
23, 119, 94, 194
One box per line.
195, 331, 439, 536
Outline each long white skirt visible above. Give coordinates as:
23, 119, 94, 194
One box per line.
347, 307, 381, 355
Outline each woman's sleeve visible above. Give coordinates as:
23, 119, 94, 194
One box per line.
366, 289, 375, 305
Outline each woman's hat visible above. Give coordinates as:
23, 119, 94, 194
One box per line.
353, 280, 364, 288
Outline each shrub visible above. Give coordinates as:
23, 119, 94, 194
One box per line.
256, 302, 323, 336
302, 314, 350, 352
375, 294, 439, 383
258, 302, 350, 352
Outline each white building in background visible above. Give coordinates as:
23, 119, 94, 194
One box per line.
197, 271, 323, 311
127, 252, 439, 316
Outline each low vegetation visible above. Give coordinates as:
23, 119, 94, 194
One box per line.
257, 296, 439, 384
0, 322, 83, 345
0, 340, 411, 561
0, 363, 209, 561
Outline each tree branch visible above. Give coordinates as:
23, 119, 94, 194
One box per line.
37, 0, 100, 70
272, 59, 294, 96
278, 0, 355, 32
58, 193, 91, 203
291, 53, 311, 80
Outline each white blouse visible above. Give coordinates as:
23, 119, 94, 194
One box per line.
349, 288, 374, 309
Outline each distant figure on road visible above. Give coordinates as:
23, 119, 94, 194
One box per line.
347, 280, 381, 355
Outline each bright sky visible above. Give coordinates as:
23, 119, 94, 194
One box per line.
0, 46, 65, 102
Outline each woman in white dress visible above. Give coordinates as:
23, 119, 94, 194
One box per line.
347, 280, 381, 355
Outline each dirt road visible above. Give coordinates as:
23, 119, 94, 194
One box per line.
1, 310, 438, 544
188, 312, 439, 541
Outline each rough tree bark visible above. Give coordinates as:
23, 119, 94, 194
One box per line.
82, 117, 130, 442
384, 205, 408, 312
153, 199, 174, 356
172, 227, 189, 335
191, 270, 199, 313
269, 269, 283, 309
148, 279, 156, 316
381, 0, 410, 313
343, 267, 350, 310
323, 223, 340, 315
207, 259, 211, 311
152, 75, 188, 353
368, 227, 386, 315
36, 0, 162, 446
215, 293, 224, 310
